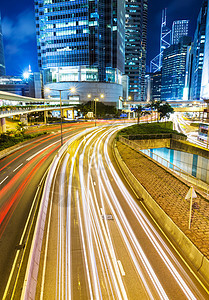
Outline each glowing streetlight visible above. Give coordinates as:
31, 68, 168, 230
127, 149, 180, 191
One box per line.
23, 72, 30, 80
94, 97, 100, 127
70, 87, 76, 94
45, 87, 71, 145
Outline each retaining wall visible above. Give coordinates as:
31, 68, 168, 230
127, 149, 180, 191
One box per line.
171, 140, 209, 159
113, 142, 209, 286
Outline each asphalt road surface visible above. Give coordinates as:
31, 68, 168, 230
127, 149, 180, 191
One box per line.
32, 124, 209, 299
0, 122, 95, 299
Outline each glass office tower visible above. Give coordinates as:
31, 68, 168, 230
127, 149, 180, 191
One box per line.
191, 0, 207, 100
34, 0, 125, 85
0, 15, 5, 76
201, 0, 209, 99
125, 0, 148, 101
161, 36, 192, 101
172, 20, 189, 45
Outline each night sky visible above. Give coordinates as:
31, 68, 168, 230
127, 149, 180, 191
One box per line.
0, 0, 203, 76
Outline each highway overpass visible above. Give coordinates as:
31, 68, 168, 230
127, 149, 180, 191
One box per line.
0, 90, 77, 132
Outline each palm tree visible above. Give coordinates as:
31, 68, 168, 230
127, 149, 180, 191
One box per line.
135, 105, 143, 124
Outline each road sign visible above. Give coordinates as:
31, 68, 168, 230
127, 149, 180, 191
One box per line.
185, 187, 197, 200
120, 113, 127, 118
185, 187, 197, 229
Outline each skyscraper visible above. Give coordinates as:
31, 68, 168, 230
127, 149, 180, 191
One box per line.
125, 0, 148, 101
0, 15, 5, 76
150, 9, 171, 74
201, 0, 209, 99
172, 20, 189, 45
191, 0, 208, 100
161, 36, 192, 101
34, 0, 125, 86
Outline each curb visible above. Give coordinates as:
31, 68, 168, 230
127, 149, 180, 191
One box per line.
113, 141, 209, 287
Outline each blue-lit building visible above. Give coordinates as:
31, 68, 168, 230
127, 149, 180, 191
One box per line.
161, 36, 192, 101
152, 71, 162, 101
0, 15, 5, 76
34, 0, 125, 91
201, 0, 209, 99
125, 0, 148, 101
191, 0, 208, 100
171, 20, 189, 45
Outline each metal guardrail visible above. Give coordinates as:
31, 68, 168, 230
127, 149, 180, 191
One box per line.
119, 136, 209, 194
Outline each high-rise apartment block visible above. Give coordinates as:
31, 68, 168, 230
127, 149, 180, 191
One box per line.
0, 15, 5, 76
125, 0, 148, 101
172, 20, 189, 45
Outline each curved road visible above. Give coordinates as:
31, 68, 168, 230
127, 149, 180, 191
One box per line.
0, 122, 96, 299
30, 124, 209, 299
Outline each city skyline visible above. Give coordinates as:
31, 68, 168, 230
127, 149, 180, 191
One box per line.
0, 0, 202, 76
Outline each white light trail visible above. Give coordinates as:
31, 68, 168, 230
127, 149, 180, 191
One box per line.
102, 128, 198, 300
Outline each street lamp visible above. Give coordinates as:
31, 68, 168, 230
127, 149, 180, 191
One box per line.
94, 98, 99, 126
90, 94, 104, 126
45, 87, 74, 146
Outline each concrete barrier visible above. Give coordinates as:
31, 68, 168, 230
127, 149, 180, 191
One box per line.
113, 142, 209, 286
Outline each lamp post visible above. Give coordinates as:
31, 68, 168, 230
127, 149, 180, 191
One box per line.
86, 94, 104, 126
45, 87, 76, 146
94, 98, 99, 126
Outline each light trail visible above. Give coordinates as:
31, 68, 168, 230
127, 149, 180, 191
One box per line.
35, 123, 207, 299
102, 128, 199, 300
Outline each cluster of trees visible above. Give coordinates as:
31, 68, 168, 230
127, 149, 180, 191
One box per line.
76, 100, 174, 121
135, 100, 174, 124
76, 101, 119, 118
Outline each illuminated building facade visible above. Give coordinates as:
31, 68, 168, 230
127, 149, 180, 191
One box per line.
201, 0, 209, 99
161, 36, 192, 101
152, 71, 162, 101
0, 15, 5, 76
34, 0, 125, 85
191, 0, 207, 100
172, 20, 189, 45
125, 0, 148, 101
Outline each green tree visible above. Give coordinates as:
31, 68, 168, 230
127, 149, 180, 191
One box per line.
16, 122, 26, 134
158, 102, 174, 121
135, 105, 143, 124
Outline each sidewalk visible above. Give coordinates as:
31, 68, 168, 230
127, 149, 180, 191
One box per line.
117, 141, 209, 260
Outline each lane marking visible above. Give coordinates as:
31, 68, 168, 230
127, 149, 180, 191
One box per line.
26, 141, 58, 161
2, 170, 48, 300
0, 176, 8, 185
13, 163, 23, 173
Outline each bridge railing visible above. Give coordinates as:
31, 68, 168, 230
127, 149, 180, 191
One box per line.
0, 106, 73, 116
